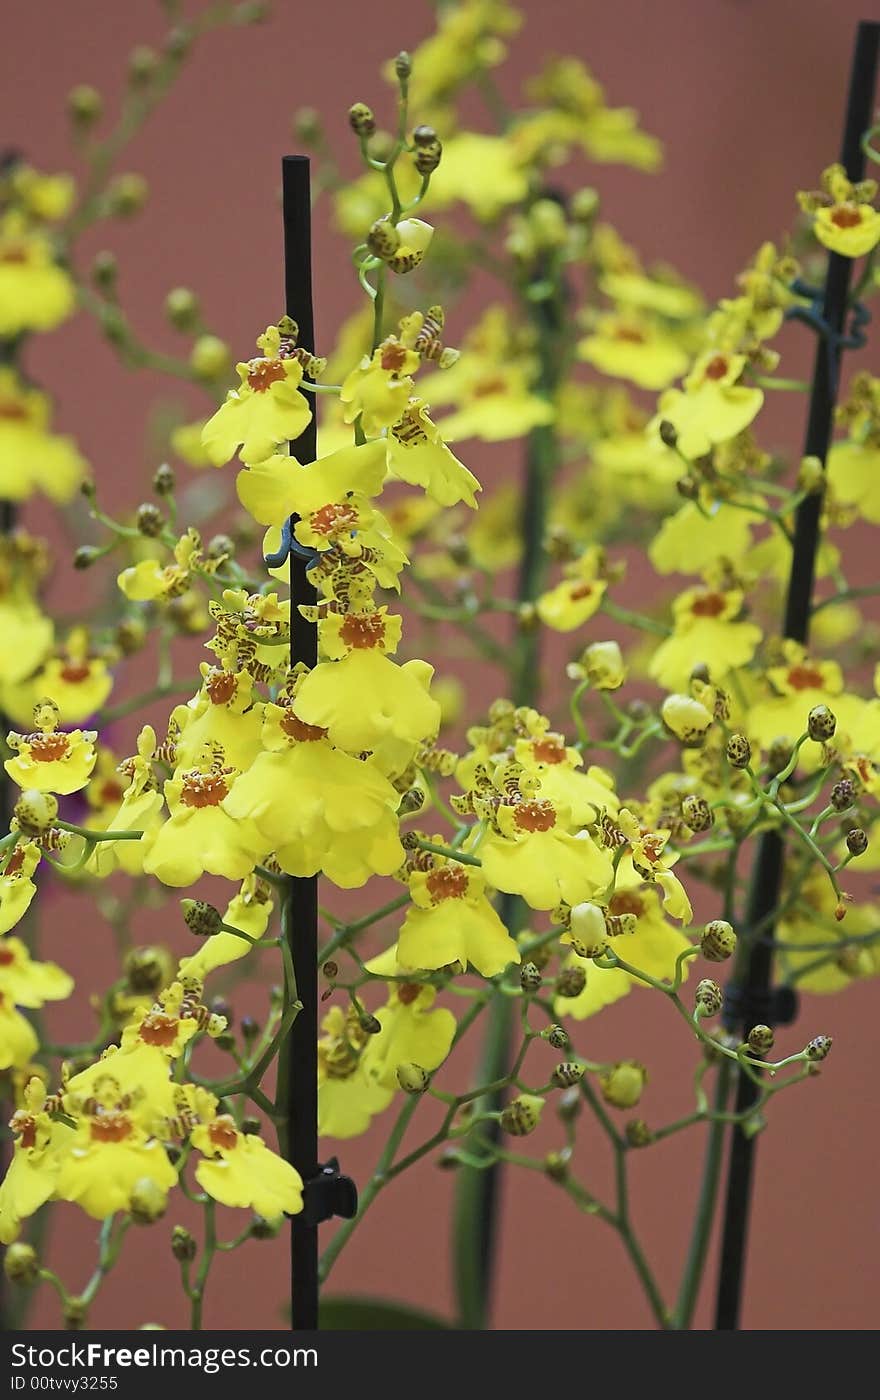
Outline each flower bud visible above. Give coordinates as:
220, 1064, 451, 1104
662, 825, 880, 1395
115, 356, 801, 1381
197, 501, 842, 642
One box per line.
322, 961, 338, 981
130, 1177, 168, 1225
396, 1062, 430, 1094
359, 1013, 382, 1036
682, 794, 714, 833
661, 693, 713, 744
830, 778, 855, 812
725, 733, 752, 769
394, 51, 412, 80
348, 103, 375, 137
181, 899, 223, 938
599, 1061, 646, 1109
747, 1024, 775, 1054
13, 789, 58, 836
625, 1119, 653, 1148
552, 1061, 585, 1087
807, 704, 836, 743
292, 107, 322, 142
500, 1094, 544, 1137
555, 965, 587, 998
846, 827, 868, 856
74, 545, 100, 573
658, 419, 679, 449
4, 1242, 39, 1285
63, 1297, 88, 1331
207, 533, 234, 561
165, 26, 192, 59
520, 961, 542, 992
797, 455, 825, 494
136, 503, 164, 537
545, 1024, 569, 1050
115, 617, 147, 655
190, 335, 230, 380
68, 85, 103, 126
128, 46, 159, 85
91, 250, 117, 289
569, 187, 599, 222
107, 173, 148, 216
366, 218, 400, 260
241, 1015, 259, 1042
171, 1226, 197, 1262
805, 1034, 832, 1062
241, 1116, 261, 1135
700, 919, 737, 963
582, 640, 626, 690
695, 978, 723, 1017
567, 901, 607, 958
164, 287, 200, 331
544, 1151, 569, 1182
250, 1213, 282, 1240
153, 463, 176, 496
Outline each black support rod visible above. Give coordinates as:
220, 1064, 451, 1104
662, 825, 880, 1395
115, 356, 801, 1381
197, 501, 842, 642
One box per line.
714, 20, 880, 1332
280, 154, 320, 1331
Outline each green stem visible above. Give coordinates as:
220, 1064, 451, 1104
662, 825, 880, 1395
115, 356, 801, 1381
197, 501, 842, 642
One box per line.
672, 1060, 732, 1328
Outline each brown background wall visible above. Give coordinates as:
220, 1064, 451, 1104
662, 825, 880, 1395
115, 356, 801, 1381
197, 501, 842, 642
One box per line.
2, 0, 878, 1331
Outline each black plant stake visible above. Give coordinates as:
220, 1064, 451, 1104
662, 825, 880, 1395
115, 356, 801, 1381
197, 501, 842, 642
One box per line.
278, 155, 356, 1333
715, 19, 880, 1332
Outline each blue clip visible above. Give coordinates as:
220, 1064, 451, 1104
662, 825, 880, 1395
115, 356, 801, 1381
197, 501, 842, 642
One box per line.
263, 518, 322, 573
785, 276, 871, 395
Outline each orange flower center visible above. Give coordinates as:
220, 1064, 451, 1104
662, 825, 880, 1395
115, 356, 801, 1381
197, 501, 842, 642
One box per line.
98, 779, 124, 805
472, 375, 506, 399
247, 358, 287, 392
27, 733, 70, 762
0, 947, 15, 966
426, 865, 469, 901
208, 1117, 239, 1151
638, 834, 664, 865
568, 583, 594, 602
0, 245, 28, 265
310, 502, 359, 536
830, 205, 863, 229
179, 770, 230, 808
4, 849, 25, 877
609, 890, 645, 917
59, 663, 92, 684
339, 614, 386, 649
281, 712, 327, 742
397, 983, 422, 1006
0, 401, 28, 421
703, 355, 729, 381
138, 1011, 180, 1047
614, 327, 645, 344
205, 669, 238, 706
11, 1111, 36, 1150
532, 735, 567, 764
90, 1111, 133, 1144
513, 800, 556, 833
690, 592, 726, 618
380, 341, 408, 373
786, 664, 824, 691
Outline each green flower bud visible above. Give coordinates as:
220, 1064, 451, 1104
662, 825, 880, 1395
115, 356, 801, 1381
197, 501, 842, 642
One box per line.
555, 965, 587, 998
181, 899, 223, 938
552, 1061, 585, 1087
68, 85, 103, 127
250, 1213, 282, 1240
128, 46, 159, 85
366, 218, 401, 260
846, 827, 868, 856
546, 1024, 570, 1051
500, 1094, 544, 1137
107, 173, 149, 216
658, 419, 679, 448
807, 704, 836, 743
4, 1242, 39, 1285
830, 778, 855, 812
544, 1151, 569, 1182
725, 733, 752, 769
394, 51, 412, 80
171, 1227, 197, 1262
241, 1116, 261, 1135
130, 1177, 168, 1225
124, 946, 170, 995
153, 463, 176, 496
805, 1034, 832, 1062
164, 287, 200, 331
797, 455, 825, 494
63, 1297, 88, 1331
682, 794, 714, 833
695, 978, 723, 1017
520, 961, 542, 992
91, 250, 117, 289
747, 1024, 775, 1054
625, 1119, 653, 1148
582, 640, 626, 690
348, 103, 375, 137
136, 503, 164, 537
599, 1061, 647, 1109
396, 1062, 430, 1094
13, 789, 58, 836
700, 919, 737, 963
359, 1013, 382, 1036
190, 335, 230, 380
